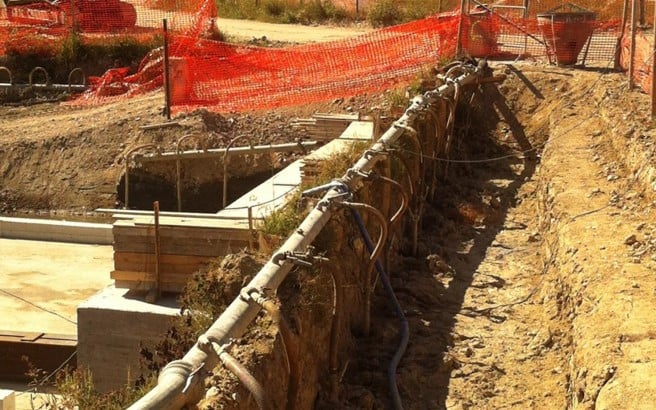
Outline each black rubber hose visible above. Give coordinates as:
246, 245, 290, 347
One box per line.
350, 208, 409, 410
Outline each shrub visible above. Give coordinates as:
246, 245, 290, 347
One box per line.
263, 0, 286, 17
403, 0, 436, 21
217, 0, 260, 20
367, 0, 402, 27
261, 192, 304, 237
297, 1, 328, 23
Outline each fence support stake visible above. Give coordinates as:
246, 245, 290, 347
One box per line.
456, 0, 467, 56
629, 0, 637, 89
163, 19, 172, 120
652, 0, 656, 116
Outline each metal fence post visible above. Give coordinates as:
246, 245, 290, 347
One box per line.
651, 0, 656, 116
629, 0, 637, 89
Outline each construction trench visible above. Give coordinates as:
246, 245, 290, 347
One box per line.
1, 59, 656, 409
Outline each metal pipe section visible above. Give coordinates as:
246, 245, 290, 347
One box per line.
128, 61, 483, 410
223, 135, 255, 209
218, 348, 270, 410
175, 134, 207, 212
343, 201, 388, 336
243, 289, 300, 409
96, 208, 255, 220
134, 141, 319, 163
0, 66, 87, 92
0, 83, 88, 91
351, 208, 408, 410
328, 269, 344, 403
123, 144, 158, 209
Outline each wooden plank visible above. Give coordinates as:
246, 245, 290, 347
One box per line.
113, 252, 212, 274
130, 216, 251, 230
0, 330, 77, 382
114, 252, 212, 266
113, 223, 252, 241
114, 280, 184, 293
113, 236, 249, 257
313, 112, 361, 120
20, 332, 44, 342
111, 270, 192, 284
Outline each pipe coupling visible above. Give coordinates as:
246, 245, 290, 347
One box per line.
158, 359, 195, 385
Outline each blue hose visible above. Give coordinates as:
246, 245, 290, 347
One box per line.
350, 208, 409, 410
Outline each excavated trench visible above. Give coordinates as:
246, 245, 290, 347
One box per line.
2, 64, 655, 408
116, 168, 279, 212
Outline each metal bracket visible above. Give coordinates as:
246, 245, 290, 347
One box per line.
182, 362, 206, 393
272, 246, 329, 268
239, 286, 269, 304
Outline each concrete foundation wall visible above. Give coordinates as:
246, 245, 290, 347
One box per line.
77, 287, 178, 392
0, 217, 113, 245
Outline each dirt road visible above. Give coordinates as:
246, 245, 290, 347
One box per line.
215, 17, 370, 42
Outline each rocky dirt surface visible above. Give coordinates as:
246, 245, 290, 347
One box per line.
340, 64, 656, 409
2, 49, 656, 410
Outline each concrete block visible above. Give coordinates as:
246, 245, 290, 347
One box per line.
0, 390, 15, 410
77, 286, 179, 392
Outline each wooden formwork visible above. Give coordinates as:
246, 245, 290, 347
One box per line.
111, 217, 251, 292
111, 121, 374, 294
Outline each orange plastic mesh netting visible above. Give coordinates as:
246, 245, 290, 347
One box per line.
2, 0, 627, 112
74, 6, 460, 112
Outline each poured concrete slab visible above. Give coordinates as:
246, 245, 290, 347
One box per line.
0, 239, 113, 335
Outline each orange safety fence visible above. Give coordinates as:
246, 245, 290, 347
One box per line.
620, 28, 655, 93
0, 0, 636, 112
72, 7, 461, 111
168, 14, 459, 112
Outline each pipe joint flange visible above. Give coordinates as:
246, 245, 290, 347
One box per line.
273, 248, 328, 269
272, 251, 287, 266
317, 198, 333, 211
158, 359, 195, 384
398, 124, 418, 135
392, 120, 409, 131
362, 149, 381, 160
199, 334, 232, 356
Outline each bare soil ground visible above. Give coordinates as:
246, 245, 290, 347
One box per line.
340, 64, 656, 409
2, 28, 656, 409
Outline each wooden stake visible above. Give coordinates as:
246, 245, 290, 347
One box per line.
456, 0, 468, 56
163, 19, 172, 121
248, 206, 254, 251
629, 0, 637, 89
146, 201, 162, 303
617, 0, 630, 70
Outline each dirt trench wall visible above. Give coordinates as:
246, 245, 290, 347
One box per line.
196, 200, 380, 409
536, 75, 656, 409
